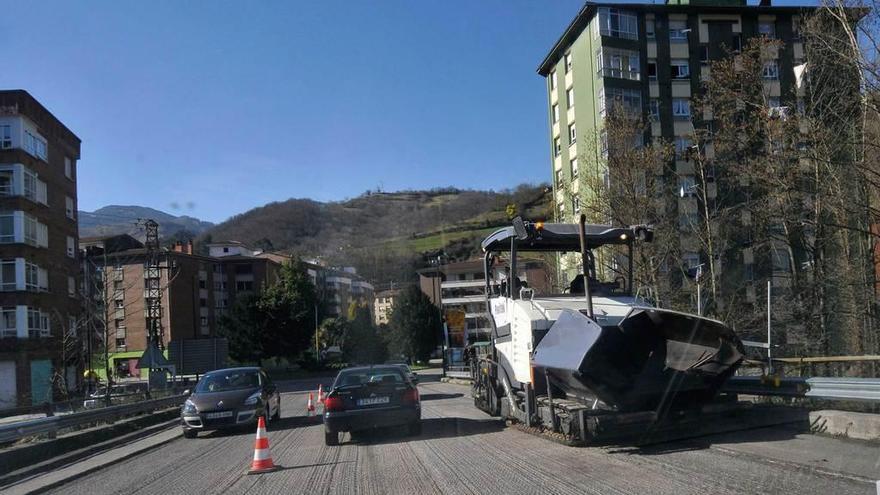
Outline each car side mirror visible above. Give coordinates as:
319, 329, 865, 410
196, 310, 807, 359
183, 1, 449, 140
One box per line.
182, 389, 191, 396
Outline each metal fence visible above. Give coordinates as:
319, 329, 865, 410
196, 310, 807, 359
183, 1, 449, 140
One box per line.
723, 376, 880, 402
0, 394, 185, 444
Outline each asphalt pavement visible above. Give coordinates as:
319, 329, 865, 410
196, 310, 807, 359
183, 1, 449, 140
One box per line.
33, 370, 880, 495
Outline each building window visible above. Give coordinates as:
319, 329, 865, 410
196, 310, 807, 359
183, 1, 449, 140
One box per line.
23, 130, 47, 161
600, 130, 608, 158
674, 136, 692, 159
550, 70, 557, 91
564, 52, 573, 73
67, 236, 75, 258
22, 168, 47, 205
1, 307, 15, 337
14, 213, 49, 248
680, 175, 697, 197
68, 276, 76, 297
0, 260, 14, 291
555, 169, 563, 186
646, 18, 655, 39
596, 48, 640, 80
27, 308, 49, 338
797, 98, 806, 115
647, 61, 657, 79
671, 60, 690, 79
672, 98, 691, 119
552, 104, 559, 124
0, 170, 11, 196
570, 157, 579, 179
599, 87, 642, 117
669, 20, 688, 42
759, 21, 776, 39
200, 316, 208, 326
568, 123, 577, 145
0, 125, 11, 149
597, 7, 639, 40
25, 261, 47, 292
763, 61, 779, 80
64, 157, 72, 179
566, 88, 575, 108
200, 298, 207, 307
236, 281, 254, 291
682, 253, 701, 270
0, 215, 13, 243
733, 34, 742, 53
554, 137, 561, 157
65, 196, 75, 219
649, 99, 660, 121
700, 45, 709, 63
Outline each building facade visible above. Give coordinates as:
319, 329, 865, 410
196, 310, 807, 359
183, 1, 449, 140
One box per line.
538, 1, 818, 315
0, 90, 81, 407
373, 288, 399, 326
79, 238, 285, 379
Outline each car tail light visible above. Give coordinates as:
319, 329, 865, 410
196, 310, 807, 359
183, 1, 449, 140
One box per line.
324, 396, 345, 412
402, 387, 419, 405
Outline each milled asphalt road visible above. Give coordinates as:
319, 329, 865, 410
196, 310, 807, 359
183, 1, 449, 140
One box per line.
41, 370, 879, 495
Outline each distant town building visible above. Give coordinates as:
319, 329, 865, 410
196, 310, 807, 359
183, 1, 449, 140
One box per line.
419, 259, 549, 350
373, 288, 399, 326
304, 262, 375, 319
80, 238, 284, 379
0, 90, 81, 407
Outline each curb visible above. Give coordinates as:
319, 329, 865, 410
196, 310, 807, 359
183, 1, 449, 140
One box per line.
809, 409, 880, 442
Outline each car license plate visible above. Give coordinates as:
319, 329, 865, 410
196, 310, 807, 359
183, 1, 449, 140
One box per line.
357, 396, 389, 406
205, 411, 233, 419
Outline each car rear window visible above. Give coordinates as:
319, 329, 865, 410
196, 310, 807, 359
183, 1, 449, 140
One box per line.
335, 368, 406, 387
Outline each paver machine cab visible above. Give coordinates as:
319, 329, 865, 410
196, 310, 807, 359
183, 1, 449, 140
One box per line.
468, 217, 745, 444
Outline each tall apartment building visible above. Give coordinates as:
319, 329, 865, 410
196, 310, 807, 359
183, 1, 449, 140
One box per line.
0, 90, 81, 407
78, 238, 286, 379
538, 1, 819, 301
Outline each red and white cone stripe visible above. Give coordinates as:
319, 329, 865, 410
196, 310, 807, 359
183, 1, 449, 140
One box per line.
307, 392, 316, 415
317, 384, 324, 403
247, 416, 278, 474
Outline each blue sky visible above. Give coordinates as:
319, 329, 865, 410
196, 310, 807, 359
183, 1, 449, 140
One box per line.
1, 0, 589, 223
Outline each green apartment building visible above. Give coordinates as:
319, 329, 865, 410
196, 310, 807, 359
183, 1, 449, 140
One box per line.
537, 0, 816, 306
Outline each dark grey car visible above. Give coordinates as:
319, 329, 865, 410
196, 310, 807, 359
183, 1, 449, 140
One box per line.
323, 365, 421, 445
180, 367, 280, 438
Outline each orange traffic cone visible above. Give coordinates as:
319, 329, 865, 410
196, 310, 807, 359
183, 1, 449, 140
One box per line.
317, 384, 324, 403
247, 416, 278, 474
307, 392, 316, 416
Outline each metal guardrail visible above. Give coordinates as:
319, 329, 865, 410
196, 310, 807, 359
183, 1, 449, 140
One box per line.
0, 394, 185, 444
723, 376, 880, 402
445, 366, 471, 379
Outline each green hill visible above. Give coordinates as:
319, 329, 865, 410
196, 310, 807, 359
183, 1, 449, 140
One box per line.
200, 184, 551, 285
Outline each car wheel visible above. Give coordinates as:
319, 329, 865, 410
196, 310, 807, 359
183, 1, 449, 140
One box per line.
324, 430, 340, 446
183, 429, 197, 439
408, 421, 422, 436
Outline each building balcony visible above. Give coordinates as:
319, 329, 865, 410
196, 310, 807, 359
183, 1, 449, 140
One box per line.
441, 280, 484, 289
442, 295, 485, 305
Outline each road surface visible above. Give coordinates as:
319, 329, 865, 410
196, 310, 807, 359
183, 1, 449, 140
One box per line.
40, 370, 880, 494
